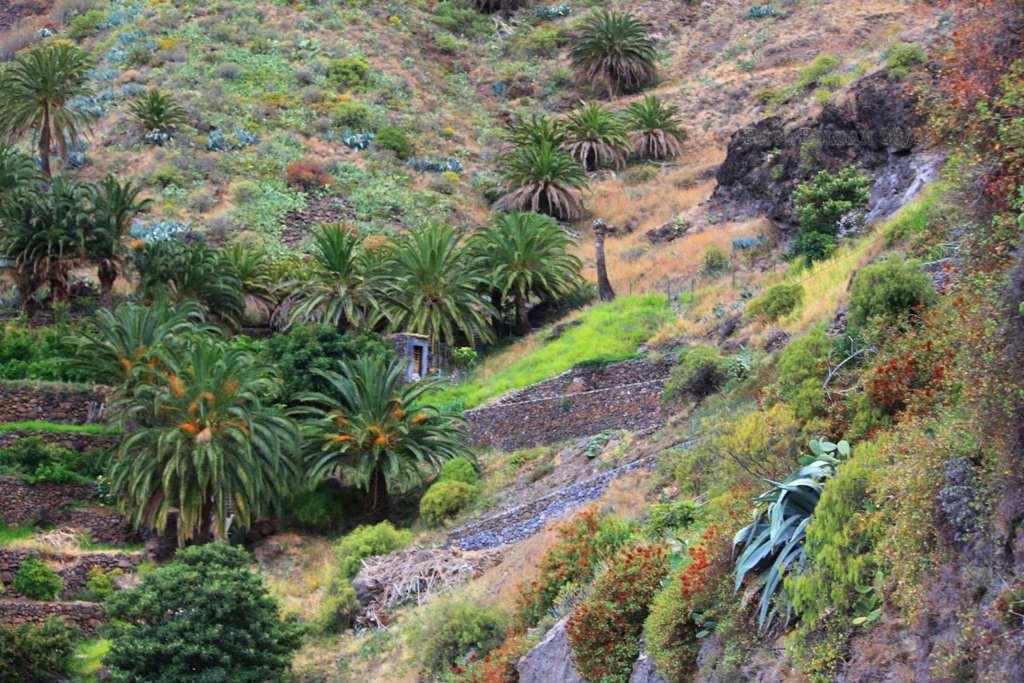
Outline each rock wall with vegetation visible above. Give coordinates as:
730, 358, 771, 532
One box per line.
0, 548, 141, 597
0, 475, 94, 526
0, 383, 109, 424
0, 599, 105, 634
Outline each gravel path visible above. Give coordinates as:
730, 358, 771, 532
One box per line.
447, 454, 658, 551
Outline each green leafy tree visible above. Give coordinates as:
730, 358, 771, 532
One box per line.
562, 101, 631, 171
0, 43, 94, 176
793, 167, 872, 235
104, 542, 303, 683
570, 11, 657, 97
0, 617, 75, 683
290, 226, 385, 331
624, 95, 686, 160
110, 338, 301, 543
386, 224, 495, 349
471, 212, 582, 335
87, 175, 152, 305
128, 89, 187, 134
299, 354, 471, 514
496, 141, 589, 221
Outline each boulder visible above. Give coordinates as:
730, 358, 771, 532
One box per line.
517, 617, 585, 683
630, 648, 666, 683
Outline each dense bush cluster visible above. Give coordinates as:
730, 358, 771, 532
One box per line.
0, 617, 76, 683
12, 556, 63, 600
791, 167, 872, 264
0, 437, 106, 485
408, 597, 509, 676
663, 345, 728, 403
335, 521, 412, 580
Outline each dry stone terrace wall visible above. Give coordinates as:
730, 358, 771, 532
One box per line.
0, 547, 142, 597
0, 383, 111, 424
465, 359, 672, 451
0, 599, 105, 634
0, 476, 94, 526
0, 429, 118, 452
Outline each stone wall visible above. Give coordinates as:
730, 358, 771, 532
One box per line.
0, 599, 105, 634
0, 476, 94, 526
0, 429, 118, 452
465, 359, 670, 451
0, 548, 142, 597
0, 383, 110, 424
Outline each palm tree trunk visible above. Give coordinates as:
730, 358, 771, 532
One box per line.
98, 262, 117, 308
593, 221, 616, 302
369, 465, 389, 517
38, 104, 52, 177
514, 291, 531, 336
49, 265, 70, 304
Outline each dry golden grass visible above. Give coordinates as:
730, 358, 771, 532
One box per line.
258, 533, 336, 623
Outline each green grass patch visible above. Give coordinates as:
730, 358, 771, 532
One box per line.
0, 421, 120, 435
69, 638, 110, 682
433, 294, 672, 410
0, 522, 37, 546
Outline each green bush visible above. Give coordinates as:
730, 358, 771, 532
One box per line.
847, 257, 937, 330
327, 57, 371, 89
375, 125, 413, 160
335, 521, 412, 579
78, 566, 120, 603
287, 482, 350, 532
747, 283, 804, 322
104, 542, 302, 682
773, 327, 831, 423
798, 54, 841, 89
66, 10, 106, 40
407, 598, 508, 675
440, 457, 479, 486
0, 437, 105, 485
420, 480, 476, 526
702, 245, 730, 274
643, 499, 699, 538
0, 616, 75, 683
433, 1, 493, 39
792, 167, 872, 264
316, 579, 360, 633
329, 100, 375, 130
12, 557, 63, 600
663, 346, 728, 403
0, 323, 93, 382
885, 42, 925, 79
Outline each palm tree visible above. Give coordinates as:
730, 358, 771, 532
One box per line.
471, 212, 582, 335
221, 243, 278, 321
88, 175, 152, 306
133, 240, 245, 328
570, 11, 657, 97
128, 89, 187, 134
289, 226, 385, 330
0, 144, 40, 198
504, 114, 565, 149
624, 95, 686, 160
110, 338, 301, 544
0, 177, 92, 310
0, 43, 94, 176
496, 141, 589, 221
66, 298, 212, 388
562, 101, 631, 171
385, 224, 495, 351
299, 354, 470, 514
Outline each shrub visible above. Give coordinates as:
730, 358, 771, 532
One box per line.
285, 159, 332, 191
791, 230, 837, 265
643, 499, 699, 538
663, 346, 728, 403
747, 283, 804, 322
515, 508, 634, 628
566, 544, 670, 683
798, 54, 841, 90
316, 579, 360, 633
701, 245, 730, 273
455, 631, 531, 683
792, 167, 872, 263
78, 566, 120, 603
885, 42, 925, 79
12, 557, 62, 600
330, 100, 374, 130
847, 257, 937, 331
327, 57, 370, 90
335, 521, 412, 579
0, 616, 75, 683
420, 480, 476, 526
67, 9, 105, 39
375, 125, 413, 160
440, 457, 480, 486
287, 482, 350, 532
645, 526, 733, 681
773, 326, 831, 423
104, 543, 302, 682
408, 598, 508, 676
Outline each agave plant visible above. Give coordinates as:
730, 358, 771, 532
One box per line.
496, 141, 589, 221
561, 101, 631, 171
570, 10, 657, 97
733, 438, 851, 632
504, 114, 565, 149
298, 354, 471, 513
129, 89, 188, 134
624, 95, 686, 160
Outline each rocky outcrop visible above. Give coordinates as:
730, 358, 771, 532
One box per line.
517, 617, 585, 683
712, 71, 929, 229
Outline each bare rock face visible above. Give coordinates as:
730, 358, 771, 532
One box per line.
517, 617, 585, 683
712, 71, 926, 229
630, 647, 666, 683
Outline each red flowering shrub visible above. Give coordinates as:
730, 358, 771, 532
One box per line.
566, 543, 670, 683
285, 159, 332, 191
454, 631, 531, 683
514, 507, 632, 628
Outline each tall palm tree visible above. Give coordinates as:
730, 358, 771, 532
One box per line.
0, 176, 92, 311
496, 141, 589, 221
562, 101, 631, 171
289, 226, 385, 330
570, 11, 657, 97
299, 354, 470, 514
471, 212, 583, 335
66, 298, 213, 389
88, 175, 152, 306
110, 338, 301, 544
0, 43, 95, 176
386, 224, 495, 351
624, 95, 686, 160
0, 143, 40, 198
